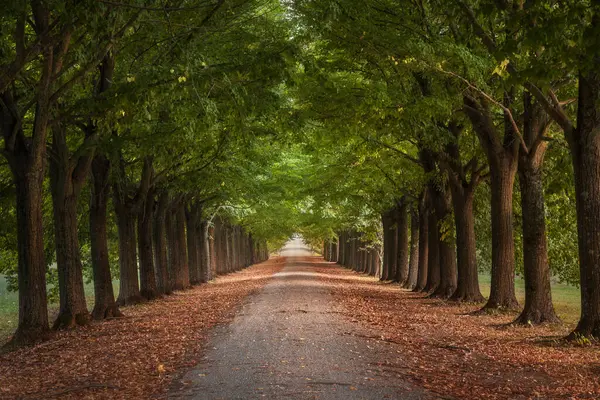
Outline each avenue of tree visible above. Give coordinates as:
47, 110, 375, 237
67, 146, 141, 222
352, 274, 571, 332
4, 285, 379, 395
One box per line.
1, 0, 599, 347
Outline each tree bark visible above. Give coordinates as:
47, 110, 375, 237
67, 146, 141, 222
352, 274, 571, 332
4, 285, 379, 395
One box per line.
414, 192, 429, 292
485, 159, 519, 309
186, 203, 201, 285
515, 148, 558, 323
423, 194, 440, 294
49, 124, 92, 329
112, 156, 153, 306
153, 192, 171, 295
176, 202, 190, 287
404, 208, 419, 289
381, 214, 392, 280
166, 205, 179, 289
464, 94, 519, 310
395, 200, 410, 284
571, 127, 600, 336
114, 202, 143, 306
138, 190, 158, 300
90, 154, 121, 319
449, 189, 484, 302
338, 232, 346, 266
430, 183, 458, 299
213, 217, 223, 275
209, 223, 217, 278
514, 94, 558, 324
200, 220, 210, 282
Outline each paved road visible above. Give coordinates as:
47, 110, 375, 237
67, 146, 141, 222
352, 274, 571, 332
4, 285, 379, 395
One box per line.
169, 238, 434, 399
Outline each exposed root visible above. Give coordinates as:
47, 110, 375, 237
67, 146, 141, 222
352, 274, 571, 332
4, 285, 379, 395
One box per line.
116, 294, 147, 307
52, 311, 91, 330
512, 309, 561, 326
2, 325, 52, 353
449, 290, 485, 303
91, 304, 123, 320
481, 297, 520, 312
140, 289, 161, 301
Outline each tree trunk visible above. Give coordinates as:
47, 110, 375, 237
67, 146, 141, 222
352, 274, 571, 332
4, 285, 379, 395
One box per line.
166, 207, 180, 289
213, 217, 223, 275
373, 245, 382, 277
484, 156, 519, 309
395, 201, 410, 284
405, 208, 419, 289
153, 193, 171, 295
89, 54, 120, 318
1, 6, 56, 346
571, 136, 600, 336
430, 184, 458, 299
464, 94, 519, 310
423, 192, 440, 294
90, 154, 121, 319
49, 128, 91, 329
200, 220, 210, 282
514, 95, 559, 324
338, 232, 346, 265
209, 223, 217, 278
8, 170, 51, 344
138, 191, 158, 301
50, 191, 90, 329
175, 203, 190, 287
449, 189, 484, 302
114, 202, 143, 306
537, 18, 600, 338
381, 214, 391, 280
338, 232, 346, 266
224, 223, 232, 273
186, 204, 201, 285
414, 193, 429, 292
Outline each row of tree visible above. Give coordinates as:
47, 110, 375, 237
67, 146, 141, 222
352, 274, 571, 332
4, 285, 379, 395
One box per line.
3, 0, 600, 348
0, 0, 290, 347
292, 0, 600, 339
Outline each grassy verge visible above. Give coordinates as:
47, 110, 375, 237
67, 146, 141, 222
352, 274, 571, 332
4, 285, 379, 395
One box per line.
0, 275, 119, 341
479, 273, 581, 325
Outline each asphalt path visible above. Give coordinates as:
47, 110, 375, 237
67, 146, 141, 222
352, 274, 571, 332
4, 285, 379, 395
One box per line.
169, 238, 435, 399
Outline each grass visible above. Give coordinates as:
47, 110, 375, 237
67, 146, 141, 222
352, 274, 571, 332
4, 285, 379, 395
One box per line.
478, 273, 581, 325
0, 275, 119, 342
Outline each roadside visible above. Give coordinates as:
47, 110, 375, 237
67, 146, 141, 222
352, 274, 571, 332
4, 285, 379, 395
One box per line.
0, 258, 284, 400
317, 263, 600, 399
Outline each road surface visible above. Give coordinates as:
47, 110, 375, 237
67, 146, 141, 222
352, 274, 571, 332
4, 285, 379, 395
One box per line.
169, 238, 434, 399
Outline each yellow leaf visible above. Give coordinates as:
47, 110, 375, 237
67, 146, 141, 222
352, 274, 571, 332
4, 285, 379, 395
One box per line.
493, 59, 510, 77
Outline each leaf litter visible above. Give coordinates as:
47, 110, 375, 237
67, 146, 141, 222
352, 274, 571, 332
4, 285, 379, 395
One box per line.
0, 257, 284, 400
313, 264, 600, 400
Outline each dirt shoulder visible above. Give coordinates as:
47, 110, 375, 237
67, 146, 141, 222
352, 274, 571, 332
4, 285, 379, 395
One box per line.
0, 258, 284, 400
315, 263, 600, 400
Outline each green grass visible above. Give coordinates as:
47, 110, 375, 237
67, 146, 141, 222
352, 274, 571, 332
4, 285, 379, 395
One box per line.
0, 276, 18, 339
479, 273, 581, 325
0, 275, 120, 341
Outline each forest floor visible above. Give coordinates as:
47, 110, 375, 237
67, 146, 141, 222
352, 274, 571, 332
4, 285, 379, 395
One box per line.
0, 258, 285, 399
320, 265, 600, 399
